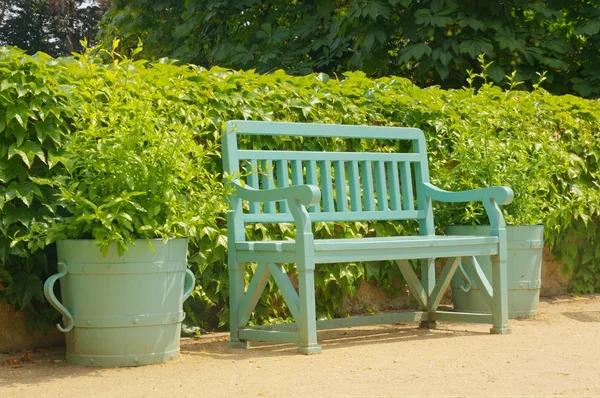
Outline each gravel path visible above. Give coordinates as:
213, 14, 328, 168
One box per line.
2, 295, 600, 397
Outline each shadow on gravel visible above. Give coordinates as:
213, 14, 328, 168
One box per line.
181, 323, 488, 359
561, 311, 600, 322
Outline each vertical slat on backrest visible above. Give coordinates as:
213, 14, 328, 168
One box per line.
399, 161, 415, 211
319, 160, 335, 212
387, 161, 401, 211
374, 160, 388, 211
413, 137, 434, 234
305, 160, 320, 213
361, 161, 375, 211
348, 161, 361, 211
291, 160, 303, 186
247, 159, 260, 213
261, 160, 276, 213
333, 160, 348, 212
275, 160, 289, 213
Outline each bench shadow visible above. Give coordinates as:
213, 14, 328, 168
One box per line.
181, 323, 489, 360
561, 311, 600, 323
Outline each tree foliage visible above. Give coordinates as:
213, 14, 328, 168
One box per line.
100, 0, 600, 97
0, 0, 110, 57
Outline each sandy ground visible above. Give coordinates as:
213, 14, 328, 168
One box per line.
1, 295, 600, 398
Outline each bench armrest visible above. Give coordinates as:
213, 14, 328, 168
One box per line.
233, 180, 321, 207
423, 183, 514, 206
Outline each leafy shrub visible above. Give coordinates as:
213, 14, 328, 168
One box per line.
16, 42, 222, 257
1, 44, 599, 333
0, 44, 224, 330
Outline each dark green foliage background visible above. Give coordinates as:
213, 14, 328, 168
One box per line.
100, 0, 600, 98
1, 45, 599, 332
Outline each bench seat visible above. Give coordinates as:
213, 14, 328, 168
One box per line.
236, 235, 499, 264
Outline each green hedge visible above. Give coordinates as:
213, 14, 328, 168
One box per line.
1, 45, 599, 333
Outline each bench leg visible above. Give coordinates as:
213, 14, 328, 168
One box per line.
490, 254, 511, 335
420, 258, 438, 329
229, 263, 249, 349
297, 265, 321, 355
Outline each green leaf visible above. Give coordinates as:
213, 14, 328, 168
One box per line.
34, 120, 57, 144
574, 21, 600, 36
458, 40, 493, 57
435, 62, 450, 80
7, 273, 44, 309
398, 43, 432, 63
488, 64, 506, 83
0, 236, 9, 262
5, 181, 42, 207
6, 101, 31, 127
172, 21, 195, 39
430, 0, 444, 13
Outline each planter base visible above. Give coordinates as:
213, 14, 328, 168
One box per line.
448, 225, 544, 319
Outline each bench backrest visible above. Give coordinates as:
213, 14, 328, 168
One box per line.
223, 121, 434, 229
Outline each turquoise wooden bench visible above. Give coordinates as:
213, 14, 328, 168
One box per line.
222, 121, 513, 354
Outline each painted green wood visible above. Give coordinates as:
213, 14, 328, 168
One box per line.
266, 263, 300, 320
399, 162, 414, 211
313, 245, 498, 264
396, 260, 428, 311
421, 258, 436, 305
226, 120, 425, 140
306, 160, 320, 213
433, 311, 493, 324
387, 162, 401, 211
319, 160, 335, 212
361, 160, 375, 211
239, 149, 421, 163
333, 160, 348, 212
316, 311, 427, 329
222, 120, 514, 353
242, 209, 424, 223
261, 160, 276, 214
461, 256, 494, 311
291, 160, 303, 186
247, 311, 428, 331
237, 262, 271, 328
275, 160, 289, 213
253, 323, 299, 332
423, 183, 513, 205
235, 181, 321, 207
374, 161, 388, 210
43, 239, 193, 367
247, 159, 260, 214
237, 235, 500, 252
348, 161, 361, 211
223, 130, 249, 350
237, 243, 499, 265
428, 257, 461, 311
239, 329, 299, 344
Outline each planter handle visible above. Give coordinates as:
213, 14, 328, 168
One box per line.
456, 261, 472, 293
43, 262, 74, 333
183, 268, 195, 302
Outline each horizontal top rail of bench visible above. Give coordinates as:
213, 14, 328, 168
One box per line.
224, 120, 426, 141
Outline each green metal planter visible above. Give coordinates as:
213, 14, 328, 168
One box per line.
43, 238, 195, 367
448, 225, 544, 319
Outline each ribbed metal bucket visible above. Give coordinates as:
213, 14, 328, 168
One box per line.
448, 225, 543, 319
44, 238, 194, 367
